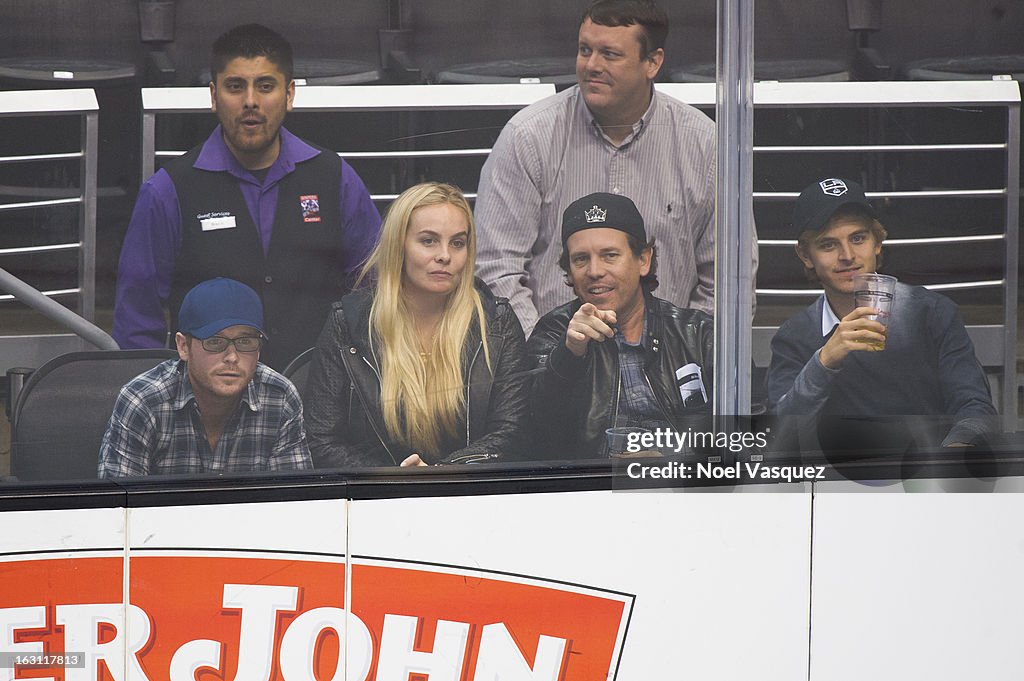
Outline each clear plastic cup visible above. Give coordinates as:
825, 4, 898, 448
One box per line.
605, 427, 652, 456
853, 273, 897, 350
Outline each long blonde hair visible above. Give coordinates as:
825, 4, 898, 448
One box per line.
356, 183, 490, 456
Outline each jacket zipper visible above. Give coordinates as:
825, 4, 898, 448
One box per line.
447, 342, 496, 464
359, 355, 399, 465
608, 353, 622, 457
465, 342, 482, 446
641, 369, 673, 423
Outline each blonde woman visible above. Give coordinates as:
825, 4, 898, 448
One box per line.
306, 183, 530, 467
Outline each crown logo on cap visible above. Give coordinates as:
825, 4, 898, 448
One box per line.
819, 178, 848, 197
584, 205, 607, 223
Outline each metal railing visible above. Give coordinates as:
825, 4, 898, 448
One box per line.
0, 88, 107, 375
141, 83, 556, 201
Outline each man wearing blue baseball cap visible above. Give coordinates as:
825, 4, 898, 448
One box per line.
99, 277, 312, 476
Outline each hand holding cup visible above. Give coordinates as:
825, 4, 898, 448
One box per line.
852, 273, 897, 350
819, 305, 889, 369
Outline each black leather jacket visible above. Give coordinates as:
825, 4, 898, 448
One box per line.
306, 282, 531, 467
527, 292, 715, 459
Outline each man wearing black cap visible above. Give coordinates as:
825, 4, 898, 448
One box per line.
526, 192, 714, 459
99, 278, 312, 477
767, 178, 995, 447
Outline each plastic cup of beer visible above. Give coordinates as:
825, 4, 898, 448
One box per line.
853, 273, 896, 350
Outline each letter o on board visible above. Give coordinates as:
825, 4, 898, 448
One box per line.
279, 607, 373, 681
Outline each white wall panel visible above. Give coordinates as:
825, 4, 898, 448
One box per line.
811, 492, 1024, 680
350, 489, 812, 680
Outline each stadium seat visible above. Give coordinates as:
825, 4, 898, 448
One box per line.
435, 57, 576, 85
10, 349, 177, 482
196, 57, 382, 86
902, 54, 1024, 81
282, 347, 318, 402
671, 58, 851, 83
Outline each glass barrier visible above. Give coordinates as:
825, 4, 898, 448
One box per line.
0, 4, 1021, 489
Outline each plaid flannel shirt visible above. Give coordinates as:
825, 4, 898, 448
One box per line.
613, 323, 672, 432
98, 359, 311, 477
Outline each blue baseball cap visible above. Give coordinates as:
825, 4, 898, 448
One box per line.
178, 278, 265, 340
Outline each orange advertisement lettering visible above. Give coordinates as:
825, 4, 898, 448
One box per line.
0, 552, 632, 680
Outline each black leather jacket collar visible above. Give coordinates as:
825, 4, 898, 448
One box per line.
306, 279, 531, 467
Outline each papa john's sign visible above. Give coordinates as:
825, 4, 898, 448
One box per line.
0, 551, 633, 680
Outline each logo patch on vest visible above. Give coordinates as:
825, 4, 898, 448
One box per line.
300, 195, 321, 223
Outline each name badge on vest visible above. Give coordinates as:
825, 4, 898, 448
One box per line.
198, 212, 236, 231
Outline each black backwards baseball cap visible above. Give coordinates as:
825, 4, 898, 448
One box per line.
561, 192, 647, 248
178, 278, 265, 340
793, 178, 877, 235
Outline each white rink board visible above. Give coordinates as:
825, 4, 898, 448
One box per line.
0, 507, 124, 554
8, 481, 1024, 678
349, 489, 813, 679
810, 492, 1024, 680
127, 498, 347, 554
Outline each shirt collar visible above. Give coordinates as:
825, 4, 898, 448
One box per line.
193, 125, 320, 185
821, 296, 841, 336
614, 309, 649, 348
580, 85, 657, 147
172, 360, 195, 411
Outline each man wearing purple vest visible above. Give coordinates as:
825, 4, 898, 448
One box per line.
113, 24, 381, 369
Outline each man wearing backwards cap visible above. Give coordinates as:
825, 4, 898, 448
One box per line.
767, 178, 995, 447
527, 192, 714, 459
99, 278, 312, 477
